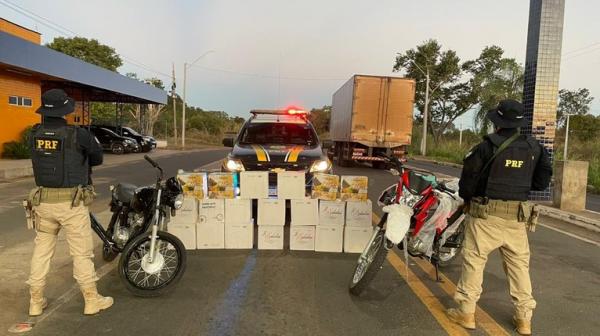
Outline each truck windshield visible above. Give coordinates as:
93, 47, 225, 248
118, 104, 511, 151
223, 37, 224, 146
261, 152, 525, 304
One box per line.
239, 123, 317, 146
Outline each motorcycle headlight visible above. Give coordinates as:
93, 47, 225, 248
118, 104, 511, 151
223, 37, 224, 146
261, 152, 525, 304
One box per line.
224, 158, 245, 172
310, 159, 331, 173
173, 193, 184, 209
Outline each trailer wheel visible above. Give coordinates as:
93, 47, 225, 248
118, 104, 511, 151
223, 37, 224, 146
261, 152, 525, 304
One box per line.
336, 142, 349, 167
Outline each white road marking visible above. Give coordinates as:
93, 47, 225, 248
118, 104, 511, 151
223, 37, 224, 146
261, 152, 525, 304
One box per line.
538, 223, 600, 247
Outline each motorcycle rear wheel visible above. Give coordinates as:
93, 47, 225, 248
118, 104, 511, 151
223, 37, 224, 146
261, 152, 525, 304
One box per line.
349, 228, 389, 296
118, 231, 187, 297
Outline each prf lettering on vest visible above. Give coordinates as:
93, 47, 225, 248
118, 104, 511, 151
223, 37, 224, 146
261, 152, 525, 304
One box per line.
504, 159, 524, 168
36, 139, 59, 150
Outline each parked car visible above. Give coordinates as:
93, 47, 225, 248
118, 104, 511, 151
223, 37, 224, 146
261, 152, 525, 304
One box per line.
89, 126, 139, 154
96, 125, 156, 152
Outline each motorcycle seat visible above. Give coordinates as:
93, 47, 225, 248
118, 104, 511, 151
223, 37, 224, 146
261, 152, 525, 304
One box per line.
114, 183, 138, 204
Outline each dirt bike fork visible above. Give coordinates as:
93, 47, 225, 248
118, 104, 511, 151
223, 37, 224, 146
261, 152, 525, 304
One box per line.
433, 260, 443, 283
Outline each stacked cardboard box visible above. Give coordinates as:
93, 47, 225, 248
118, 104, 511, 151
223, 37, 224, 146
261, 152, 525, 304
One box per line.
277, 172, 306, 199
197, 199, 225, 249
290, 198, 319, 250
257, 198, 285, 249
344, 200, 373, 253
224, 199, 253, 249
168, 197, 198, 250
315, 200, 345, 252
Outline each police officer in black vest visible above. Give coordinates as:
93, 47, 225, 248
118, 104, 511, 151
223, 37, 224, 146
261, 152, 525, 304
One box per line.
446, 100, 552, 335
27, 89, 113, 316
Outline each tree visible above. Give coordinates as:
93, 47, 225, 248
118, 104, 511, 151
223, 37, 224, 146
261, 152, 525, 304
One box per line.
124, 76, 166, 135
46, 37, 123, 71
569, 114, 600, 141
393, 39, 477, 143
309, 105, 331, 136
463, 46, 524, 132
557, 88, 594, 127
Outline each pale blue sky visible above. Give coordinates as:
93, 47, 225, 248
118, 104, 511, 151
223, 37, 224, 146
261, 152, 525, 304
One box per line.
2, 0, 599, 129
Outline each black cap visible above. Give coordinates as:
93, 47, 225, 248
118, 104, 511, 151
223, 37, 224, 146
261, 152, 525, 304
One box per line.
486, 99, 527, 129
36, 89, 75, 117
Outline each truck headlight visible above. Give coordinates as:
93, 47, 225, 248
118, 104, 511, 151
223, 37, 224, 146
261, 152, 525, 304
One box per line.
224, 158, 245, 172
310, 159, 331, 173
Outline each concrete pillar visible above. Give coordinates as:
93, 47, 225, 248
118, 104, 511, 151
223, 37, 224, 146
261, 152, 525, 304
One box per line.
553, 160, 589, 211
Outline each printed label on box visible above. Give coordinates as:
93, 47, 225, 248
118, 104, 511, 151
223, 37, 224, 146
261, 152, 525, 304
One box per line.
277, 172, 306, 199
258, 198, 285, 226
344, 226, 373, 253
315, 225, 343, 253
319, 200, 345, 226
340, 176, 368, 201
177, 172, 207, 199
258, 226, 284, 250
290, 198, 318, 226
311, 173, 339, 200
290, 226, 315, 251
345, 200, 373, 227
240, 171, 269, 199
196, 223, 225, 249
224, 199, 252, 225
208, 172, 236, 199
198, 199, 225, 225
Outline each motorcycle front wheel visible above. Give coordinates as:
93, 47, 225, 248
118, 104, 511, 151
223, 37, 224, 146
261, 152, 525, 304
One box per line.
118, 231, 187, 297
349, 228, 390, 296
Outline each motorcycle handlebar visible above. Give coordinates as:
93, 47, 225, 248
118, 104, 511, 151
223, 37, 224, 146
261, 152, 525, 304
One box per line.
437, 182, 456, 194
144, 155, 159, 168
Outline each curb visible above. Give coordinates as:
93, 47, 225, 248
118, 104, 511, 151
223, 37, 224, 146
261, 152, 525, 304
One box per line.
410, 156, 463, 169
538, 205, 600, 233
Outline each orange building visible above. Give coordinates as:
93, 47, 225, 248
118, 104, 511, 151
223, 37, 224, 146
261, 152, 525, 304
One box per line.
0, 18, 166, 155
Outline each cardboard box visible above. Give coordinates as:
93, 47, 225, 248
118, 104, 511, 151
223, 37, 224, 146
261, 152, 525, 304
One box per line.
258, 225, 284, 250
318, 200, 345, 226
240, 171, 269, 199
225, 223, 254, 249
277, 171, 306, 199
198, 199, 225, 225
170, 198, 197, 226
196, 223, 225, 249
177, 172, 207, 199
258, 198, 285, 226
224, 199, 252, 225
311, 173, 339, 200
208, 172, 236, 199
340, 175, 369, 201
345, 200, 373, 227
290, 198, 318, 226
168, 223, 196, 250
344, 226, 373, 253
290, 225, 316, 251
315, 225, 344, 252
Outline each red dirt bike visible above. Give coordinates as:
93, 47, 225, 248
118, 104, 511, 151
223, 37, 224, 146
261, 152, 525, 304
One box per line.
349, 155, 466, 295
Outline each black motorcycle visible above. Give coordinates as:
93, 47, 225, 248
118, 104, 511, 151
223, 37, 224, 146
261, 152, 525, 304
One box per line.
90, 155, 187, 297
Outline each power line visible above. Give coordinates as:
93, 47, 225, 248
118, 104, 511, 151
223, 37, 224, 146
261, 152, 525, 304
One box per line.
0, 0, 171, 80
192, 65, 348, 81
562, 41, 600, 56
562, 45, 600, 62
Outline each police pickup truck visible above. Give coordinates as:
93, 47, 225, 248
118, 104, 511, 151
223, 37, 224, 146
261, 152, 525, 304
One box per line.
222, 109, 331, 190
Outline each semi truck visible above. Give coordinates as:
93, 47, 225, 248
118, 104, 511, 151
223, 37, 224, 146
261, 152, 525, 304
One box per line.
329, 75, 415, 168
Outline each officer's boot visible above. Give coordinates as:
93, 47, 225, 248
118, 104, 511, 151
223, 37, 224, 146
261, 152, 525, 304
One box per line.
80, 284, 113, 315
29, 286, 48, 316
446, 308, 476, 330
513, 313, 532, 335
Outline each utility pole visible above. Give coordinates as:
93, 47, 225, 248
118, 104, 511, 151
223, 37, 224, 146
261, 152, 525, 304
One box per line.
182, 50, 214, 149
171, 63, 177, 144
421, 71, 430, 156
459, 123, 463, 146
564, 113, 572, 161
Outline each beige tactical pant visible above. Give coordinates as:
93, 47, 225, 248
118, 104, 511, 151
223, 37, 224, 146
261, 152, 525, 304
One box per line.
454, 215, 536, 319
27, 202, 99, 288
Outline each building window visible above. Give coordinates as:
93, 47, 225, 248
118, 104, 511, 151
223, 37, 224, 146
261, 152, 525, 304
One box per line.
8, 95, 33, 107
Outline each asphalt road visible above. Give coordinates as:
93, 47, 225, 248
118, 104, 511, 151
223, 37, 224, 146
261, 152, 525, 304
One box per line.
406, 159, 600, 213
1, 149, 599, 336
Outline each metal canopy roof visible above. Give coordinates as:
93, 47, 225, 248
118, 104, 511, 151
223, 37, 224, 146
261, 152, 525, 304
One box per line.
0, 31, 167, 104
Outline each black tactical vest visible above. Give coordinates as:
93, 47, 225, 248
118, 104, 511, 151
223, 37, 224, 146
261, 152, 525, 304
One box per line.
485, 134, 540, 201
31, 124, 89, 188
